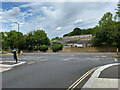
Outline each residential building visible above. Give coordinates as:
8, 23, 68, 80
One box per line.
61, 34, 92, 47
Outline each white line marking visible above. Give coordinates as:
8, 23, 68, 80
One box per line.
40, 59, 47, 62
28, 62, 34, 65
114, 58, 118, 62
101, 56, 106, 58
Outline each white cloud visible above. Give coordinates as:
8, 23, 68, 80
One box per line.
1, 6, 33, 23
1, 2, 118, 39
1, 7, 21, 24
3, 7, 20, 17
56, 27, 62, 30
74, 19, 83, 25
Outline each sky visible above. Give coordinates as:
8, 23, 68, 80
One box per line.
0, 1, 118, 39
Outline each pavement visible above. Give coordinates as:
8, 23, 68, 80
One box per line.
0, 61, 26, 72
82, 63, 120, 89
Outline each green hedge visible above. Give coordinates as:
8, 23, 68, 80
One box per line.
39, 45, 48, 52
51, 44, 63, 52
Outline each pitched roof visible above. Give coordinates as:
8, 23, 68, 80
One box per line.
61, 40, 90, 44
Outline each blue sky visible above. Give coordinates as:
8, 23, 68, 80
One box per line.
0, 1, 118, 39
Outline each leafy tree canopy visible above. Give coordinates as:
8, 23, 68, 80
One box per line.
63, 27, 94, 37
2, 30, 50, 51
51, 37, 62, 41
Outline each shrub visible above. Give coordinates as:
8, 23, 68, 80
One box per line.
34, 46, 39, 51
39, 45, 48, 52
51, 43, 63, 52
27, 46, 34, 51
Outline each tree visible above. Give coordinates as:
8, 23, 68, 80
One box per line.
114, 2, 120, 48
63, 28, 82, 37
115, 2, 120, 21
25, 30, 50, 50
2, 29, 50, 51
72, 28, 81, 35
63, 27, 94, 37
2, 30, 25, 50
91, 10, 120, 47
91, 12, 116, 46
51, 37, 62, 41
33, 30, 50, 46
24, 32, 34, 50
81, 28, 94, 35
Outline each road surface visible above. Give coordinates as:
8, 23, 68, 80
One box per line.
2, 53, 117, 89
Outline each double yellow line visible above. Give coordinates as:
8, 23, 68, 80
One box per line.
67, 66, 101, 90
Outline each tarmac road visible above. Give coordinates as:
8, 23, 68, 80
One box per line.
2, 53, 117, 89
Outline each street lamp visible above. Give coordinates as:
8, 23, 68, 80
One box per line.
14, 22, 20, 54
14, 22, 19, 32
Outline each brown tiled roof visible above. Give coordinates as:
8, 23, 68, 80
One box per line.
60, 40, 90, 44
67, 40, 77, 44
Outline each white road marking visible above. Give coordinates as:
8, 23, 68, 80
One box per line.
61, 58, 79, 61
114, 58, 118, 62
40, 59, 47, 62
28, 62, 34, 65
2, 58, 13, 59
101, 56, 106, 58
97, 58, 100, 60
28, 59, 48, 64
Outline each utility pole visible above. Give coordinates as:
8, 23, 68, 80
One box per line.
14, 22, 20, 54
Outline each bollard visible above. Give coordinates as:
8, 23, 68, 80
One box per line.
117, 48, 119, 55
20, 50, 23, 55
12, 50, 18, 63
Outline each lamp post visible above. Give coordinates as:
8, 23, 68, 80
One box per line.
14, 22, 20, 54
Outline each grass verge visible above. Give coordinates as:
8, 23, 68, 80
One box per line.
112, 54, 120, 58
